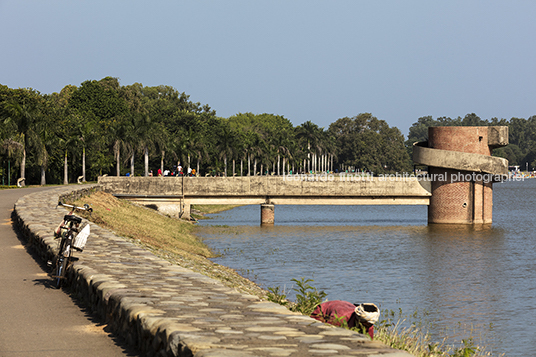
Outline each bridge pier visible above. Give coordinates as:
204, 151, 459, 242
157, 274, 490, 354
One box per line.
260, 203, 275, 225
181, 201, 191, 220
414, 126, 508, 224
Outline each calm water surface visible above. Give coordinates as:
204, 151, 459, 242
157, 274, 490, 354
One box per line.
196, 179, 536, 357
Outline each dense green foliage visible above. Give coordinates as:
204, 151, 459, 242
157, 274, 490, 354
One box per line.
329, 113, 412, 174
0, 77, 410, 185
2, 77, 535, 186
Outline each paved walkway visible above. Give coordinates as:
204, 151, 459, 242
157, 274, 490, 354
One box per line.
0, 186, 138, 357
13, 185, 413, 357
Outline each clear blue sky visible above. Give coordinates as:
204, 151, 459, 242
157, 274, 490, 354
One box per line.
1, 1, 535, 136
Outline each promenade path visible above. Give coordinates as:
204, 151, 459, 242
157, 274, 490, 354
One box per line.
11, 184, 413, 357
0, 186, 138, 357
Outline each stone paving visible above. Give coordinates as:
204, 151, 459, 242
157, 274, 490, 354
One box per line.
13, 185, 413, 357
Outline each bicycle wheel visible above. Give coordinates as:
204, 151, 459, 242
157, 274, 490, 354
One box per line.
53, 237, 71, 289
54, 255, 68, 289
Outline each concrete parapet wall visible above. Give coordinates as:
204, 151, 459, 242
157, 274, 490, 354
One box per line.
13, 185, 413, 357
99, 175, 432, 200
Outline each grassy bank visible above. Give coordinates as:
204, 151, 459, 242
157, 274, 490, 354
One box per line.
73, 191, 266, 297
192, 204, 242, 215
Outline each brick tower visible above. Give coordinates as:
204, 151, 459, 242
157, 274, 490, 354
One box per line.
413, 126, 508, 224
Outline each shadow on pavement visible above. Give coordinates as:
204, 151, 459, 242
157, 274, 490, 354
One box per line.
11, 211, 143, 357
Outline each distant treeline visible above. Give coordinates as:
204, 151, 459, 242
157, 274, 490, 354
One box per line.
1, 77, 534, 186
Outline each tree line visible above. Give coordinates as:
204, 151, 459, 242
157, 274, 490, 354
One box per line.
0, 77, 412, 186
2, 77, 534, 186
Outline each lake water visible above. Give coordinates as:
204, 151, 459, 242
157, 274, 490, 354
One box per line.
195, 179, 536, 357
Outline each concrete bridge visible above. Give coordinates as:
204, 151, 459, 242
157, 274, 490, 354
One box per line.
98, 174, 432, 224
98, 126, 509, 225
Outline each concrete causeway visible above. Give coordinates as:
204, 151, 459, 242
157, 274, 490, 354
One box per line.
99, 175, 431, 223
13, 185, 413, 357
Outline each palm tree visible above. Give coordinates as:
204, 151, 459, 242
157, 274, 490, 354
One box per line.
271, 133, 293, 175
322, 131, 337, 173
152, 121, 169, 175
192, 137, 210, 176
1, 138, 23, 185
130, 112, 160, 177
174, 128, 199, 175
2, 96, 42, 185
110, 115, 132, 177
57, 128, 80, 185
34, 111, 57, 185
295, 121, 325, 173
216, 125, 238, 177
241, 131, 258, 176
68, 112, 99, 182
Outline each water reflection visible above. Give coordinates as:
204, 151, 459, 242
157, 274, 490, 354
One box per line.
418, 225, 507, 344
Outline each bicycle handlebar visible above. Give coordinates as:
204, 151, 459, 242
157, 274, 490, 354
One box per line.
57, 201, 93, 213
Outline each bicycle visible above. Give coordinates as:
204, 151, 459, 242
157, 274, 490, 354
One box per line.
48, 201, 92, 289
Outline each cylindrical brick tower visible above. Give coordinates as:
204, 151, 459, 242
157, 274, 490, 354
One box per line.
428, 127, 492, 224
413, 126, 508, 224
